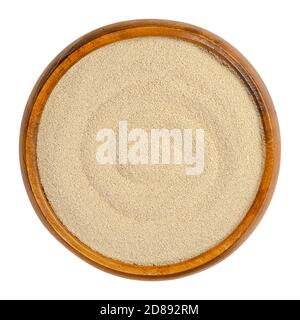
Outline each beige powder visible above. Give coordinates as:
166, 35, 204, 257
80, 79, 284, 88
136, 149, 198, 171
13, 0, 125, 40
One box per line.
37, 37, 265, 265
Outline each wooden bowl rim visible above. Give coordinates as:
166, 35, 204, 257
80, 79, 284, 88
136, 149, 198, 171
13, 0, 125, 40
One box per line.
19, 19, 280, 280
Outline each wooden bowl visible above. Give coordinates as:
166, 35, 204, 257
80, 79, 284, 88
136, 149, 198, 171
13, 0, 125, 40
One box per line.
20, 19, 280, 279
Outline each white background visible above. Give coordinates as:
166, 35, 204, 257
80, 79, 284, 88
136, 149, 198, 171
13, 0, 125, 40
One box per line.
0, 0, 299, 300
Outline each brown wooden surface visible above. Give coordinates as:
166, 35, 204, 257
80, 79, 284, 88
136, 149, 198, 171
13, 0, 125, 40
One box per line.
19, 19, 280, 279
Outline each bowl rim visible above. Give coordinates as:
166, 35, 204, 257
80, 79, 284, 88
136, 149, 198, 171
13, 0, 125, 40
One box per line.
19, 19, 280, 280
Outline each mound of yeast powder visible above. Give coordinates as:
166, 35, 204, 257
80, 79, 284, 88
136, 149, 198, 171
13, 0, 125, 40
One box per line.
37, 37, 264, 265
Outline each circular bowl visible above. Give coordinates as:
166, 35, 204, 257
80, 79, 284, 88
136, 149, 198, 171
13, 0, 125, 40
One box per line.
20, 19, 280, 279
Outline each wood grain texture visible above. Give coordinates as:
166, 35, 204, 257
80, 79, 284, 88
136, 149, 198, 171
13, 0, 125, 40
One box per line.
19, 19, 280, 279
